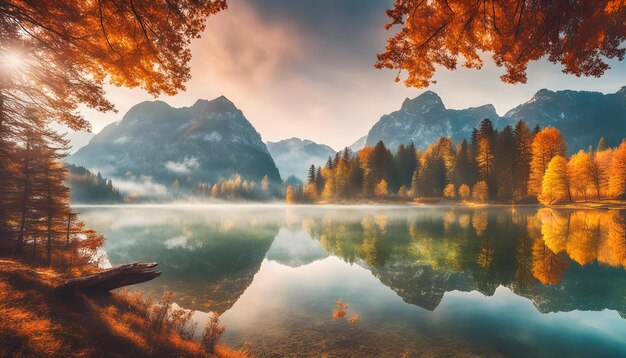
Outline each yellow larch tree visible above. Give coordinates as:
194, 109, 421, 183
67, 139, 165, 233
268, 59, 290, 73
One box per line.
472, 181, 488, 203
539, 156, 570, 205
567, 150, 595, 201
285, 185, 296, 205
528, 127, 567, 197
608, 141, 626, 199
458, 184, 470, 201
592, 148, 614, 199
443, 183, 456, 199
375, 179, 388, 198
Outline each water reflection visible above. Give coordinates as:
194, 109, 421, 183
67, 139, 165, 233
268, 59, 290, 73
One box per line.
76, 205, 626, 356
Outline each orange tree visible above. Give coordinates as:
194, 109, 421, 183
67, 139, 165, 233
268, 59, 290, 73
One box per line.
376, 0, 626, 87
1, 0, 227, 132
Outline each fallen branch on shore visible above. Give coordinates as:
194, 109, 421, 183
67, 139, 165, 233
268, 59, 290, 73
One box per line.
57, 262, 161, 292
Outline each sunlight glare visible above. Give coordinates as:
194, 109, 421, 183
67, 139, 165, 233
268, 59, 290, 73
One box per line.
1, 52, 23, 72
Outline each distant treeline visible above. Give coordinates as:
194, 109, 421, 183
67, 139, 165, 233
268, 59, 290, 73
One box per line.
66, 164, 122, 203
195, 174, 279, 201
287, 119, 626, 204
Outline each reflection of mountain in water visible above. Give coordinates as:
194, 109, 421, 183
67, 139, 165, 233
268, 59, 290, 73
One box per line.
79, 206, 626, 319
367, 261, 472, 310
78, 207, 279, 313
266, 228, 328, 268
110, 225, 276, 313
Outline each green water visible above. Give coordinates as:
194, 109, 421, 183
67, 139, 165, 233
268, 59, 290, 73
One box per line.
76, 205, 626, 357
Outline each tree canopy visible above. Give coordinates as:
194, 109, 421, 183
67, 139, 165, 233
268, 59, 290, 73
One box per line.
1, 0, 227, 131
376, 0, 626, 87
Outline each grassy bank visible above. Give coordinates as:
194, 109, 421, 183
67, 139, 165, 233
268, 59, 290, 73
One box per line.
0, 260, 246, 357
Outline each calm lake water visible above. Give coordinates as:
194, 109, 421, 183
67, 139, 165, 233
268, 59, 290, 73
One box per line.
76, 204, 626, 357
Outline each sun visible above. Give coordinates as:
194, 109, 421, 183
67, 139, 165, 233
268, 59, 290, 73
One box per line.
1, 52, 24, 72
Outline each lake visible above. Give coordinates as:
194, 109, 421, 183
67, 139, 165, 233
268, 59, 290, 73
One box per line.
76, 204, 626, 357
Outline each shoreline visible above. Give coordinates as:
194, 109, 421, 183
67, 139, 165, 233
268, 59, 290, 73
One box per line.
71, 200, 626, 210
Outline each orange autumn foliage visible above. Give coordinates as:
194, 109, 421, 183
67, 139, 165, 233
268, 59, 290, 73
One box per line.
2, 0, 227, 131
608, 141, 626, 198
348, 315, 360, 325
377, 0, 626, 87
531, 238, 569, 285
539, 156, 569, 205
0, 260, 248, 358
332, 300, 348, 320
567, 150, 595, 201
528, 127, 567, 197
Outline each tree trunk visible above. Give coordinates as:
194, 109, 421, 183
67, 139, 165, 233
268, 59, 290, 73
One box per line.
16, 141, 31, 253
57, 262, 161, 293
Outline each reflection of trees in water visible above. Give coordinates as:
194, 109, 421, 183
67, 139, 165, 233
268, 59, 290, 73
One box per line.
472, 211, 488, 237
532, 238, 570, 285
534, 209, 626, 271
304, 208, 626, 315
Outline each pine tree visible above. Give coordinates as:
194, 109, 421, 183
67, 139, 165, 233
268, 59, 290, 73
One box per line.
596, 137, 608, 152
513, 120, 533, 200
476, 119, 496, 197
307, 164, 316, 184
494, 125, 515, 200
452, 140, 471, 187
410, 168, 419, 198
468, 128, 480, 185
315, 167, 324, 194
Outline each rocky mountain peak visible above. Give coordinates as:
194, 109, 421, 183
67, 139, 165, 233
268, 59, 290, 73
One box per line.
401, 91, 446, 113
191, 95, 238, 114
121, 100, 174, 123
530, 88, 555, 102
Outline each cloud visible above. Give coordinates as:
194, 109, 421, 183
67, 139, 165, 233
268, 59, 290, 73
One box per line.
164, 235, 190, 250
111, 177, 168, 197
165, 156, 200, 174
188, 2, 301, 88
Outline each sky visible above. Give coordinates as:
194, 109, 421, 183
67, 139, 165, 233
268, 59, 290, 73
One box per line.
75, 0, 626, 151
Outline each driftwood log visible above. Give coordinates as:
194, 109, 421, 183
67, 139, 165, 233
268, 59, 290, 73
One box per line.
57, 262, 161, 292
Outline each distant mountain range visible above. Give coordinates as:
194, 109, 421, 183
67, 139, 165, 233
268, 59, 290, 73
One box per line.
361, 87, 626, 152
266, 138, 335, 181
68, 87, 625, 197
68, 96, 281, 197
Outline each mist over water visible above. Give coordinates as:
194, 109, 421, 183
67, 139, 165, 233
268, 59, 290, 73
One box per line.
76, 204, 626, 357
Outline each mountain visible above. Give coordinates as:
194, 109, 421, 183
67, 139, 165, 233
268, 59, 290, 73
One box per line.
365, 91, 503, 150
504, 87, 626, 152
68, 96, 281, 196
364, 87, 626, 153
348, 135, 367, 152
265, 228, 328, 268
266, 138, 335, 181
